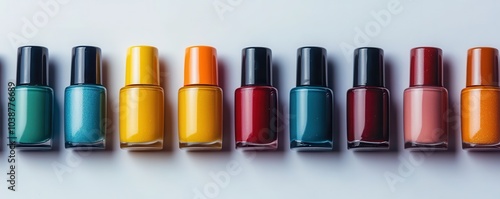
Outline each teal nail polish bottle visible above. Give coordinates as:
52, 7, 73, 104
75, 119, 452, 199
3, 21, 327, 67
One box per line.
290, 47, 333, 151
64, 46, 107, 149
14, 46, 54, 150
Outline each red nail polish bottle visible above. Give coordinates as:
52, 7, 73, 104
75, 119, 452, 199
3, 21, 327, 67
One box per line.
235, 47, 278, 150
347, 47, 390, 150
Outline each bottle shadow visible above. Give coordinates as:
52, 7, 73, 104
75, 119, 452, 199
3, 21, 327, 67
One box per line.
101, 58, 117, 152
271, 59, 286, 153
218, 59, 234, 153
466, 150, 500, 155
385, 57, 400, 153
328, 57, 342, 153
49, 59, 61, 152
442, 58, 459, 155
159, 57, 175, 152
0, 57, 4, 152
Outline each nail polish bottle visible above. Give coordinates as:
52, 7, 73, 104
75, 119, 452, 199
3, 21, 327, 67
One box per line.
290, 47, 333, 151
347, 47, 390, 150
178, 46, 223, 150
461, 47, 500, 149
64, 46, 107, 149
404, 47, 448, 150
119, 46, 164, 150
235, 47, 278, 150
14, 46, 54, 149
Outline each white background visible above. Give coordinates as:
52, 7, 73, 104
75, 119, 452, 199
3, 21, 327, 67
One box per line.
0, 0, 499, 198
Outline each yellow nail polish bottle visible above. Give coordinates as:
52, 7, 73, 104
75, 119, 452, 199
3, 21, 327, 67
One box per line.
178, 46, 223, 150
119, 46, 164, 150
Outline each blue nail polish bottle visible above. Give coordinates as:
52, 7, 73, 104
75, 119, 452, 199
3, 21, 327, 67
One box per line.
64, 46, 107, 149
290, 47, 333, 151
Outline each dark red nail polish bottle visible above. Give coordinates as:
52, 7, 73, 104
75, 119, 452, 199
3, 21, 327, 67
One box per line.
235, 47, 278, 150
347, 47, 390, 150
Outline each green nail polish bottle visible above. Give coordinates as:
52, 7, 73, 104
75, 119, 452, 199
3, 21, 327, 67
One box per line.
14, 46, 54, 150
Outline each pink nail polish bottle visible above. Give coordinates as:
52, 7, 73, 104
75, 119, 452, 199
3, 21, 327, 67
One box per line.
404, 47, 448, 150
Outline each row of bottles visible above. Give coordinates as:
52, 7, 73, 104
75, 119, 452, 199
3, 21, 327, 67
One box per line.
10, 45, 500, 151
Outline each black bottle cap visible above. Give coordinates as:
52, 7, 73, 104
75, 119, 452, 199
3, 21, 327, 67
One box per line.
17, 46, 49, 86
71, 46, 102, 85
353, 47, 385, 87
297, 47, 327, 87
241, 47, 272, 86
